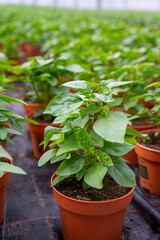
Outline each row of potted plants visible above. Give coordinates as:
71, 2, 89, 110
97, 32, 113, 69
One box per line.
0, 66, 159, 239
0, 6, 160, 67
0, 6, 159, 239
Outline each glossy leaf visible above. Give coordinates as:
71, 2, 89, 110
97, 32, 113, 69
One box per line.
103, 141, 135, 156
84, 164, 107, 189
56, 155, 84, 176
108, 160, 136, 187
38, 148, 57, 166
93, 112, 128, 143
44, 93, 83, 116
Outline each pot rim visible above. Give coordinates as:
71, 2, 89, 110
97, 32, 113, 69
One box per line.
51, 172, 135, 204
136, 128, 160, 154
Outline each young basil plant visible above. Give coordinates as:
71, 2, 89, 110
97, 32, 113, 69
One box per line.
38, 80, 149, 190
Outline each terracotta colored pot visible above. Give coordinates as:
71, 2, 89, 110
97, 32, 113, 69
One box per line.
18, 42, 41, 57
11, 57, 23, 66
26, 113, 60, 159
135, 129, 160, 195
25, 43, 41, 57
18, 42, 27, 52
0, 159, 12, 224
24, 102, 44, 115
139, 98, 155, 109
123, 123, 156, 165
51, 173, 134, 240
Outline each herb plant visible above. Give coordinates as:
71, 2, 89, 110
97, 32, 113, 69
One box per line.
38, 80, 149, 190
13, 57, 86, 104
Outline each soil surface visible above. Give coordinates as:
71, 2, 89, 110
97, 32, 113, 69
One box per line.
55, 174, 130, 201
0, 158, 8, 163
132, 117, 154, 126
137, 131, 160, 151
31, 115, 55, 124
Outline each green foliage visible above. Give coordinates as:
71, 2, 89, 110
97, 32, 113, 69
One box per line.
37, 80, 148, 190
0, 83, 36, 176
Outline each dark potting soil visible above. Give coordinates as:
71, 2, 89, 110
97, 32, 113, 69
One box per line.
132, 117, 154, 126
55, 174, 130, 201
0, 158, 8, 163
31, 115, 55, 124
137, 131, 160, 151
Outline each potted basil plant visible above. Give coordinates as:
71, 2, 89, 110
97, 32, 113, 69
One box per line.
38, 80, 149, 240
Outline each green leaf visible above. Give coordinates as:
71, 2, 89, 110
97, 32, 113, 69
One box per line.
108, 160, 136, 187
107, 81, 133, 89
84, 164, 107, 189
38, 149, 57, 166
43, 126, 69, 149
44, 93, 83, 116
94, 93, 113, 103
51, 175, 69, 187
93, 112, 128, 143
96, 151, 113, 166
16, 118, 39, 125
0, 125, 8, 140
73, 115, 89, 128
82, 104, 100, 114
126, 128, 150, 139
9, 119, 24, 133
76, 129, 92, 150
125, 135, 137, 144
0, 145, 12, 160
65, 64, 86, 73
0, 113, 9, 122
63, 80, 88, 89
57, 132, 78, 156
90, 130, 104, 147
103, 141, 135, 156
0, 162, 26, 175
56, 155, 84, 176
50, 152, 70, 164
107, 98, 123, 107
124, 98, 138, 111
76, 169, 85, 181
2, 109, 23, 119
7, 128, 23, 136
0, 95, 27, 105
36, 58, 53, 66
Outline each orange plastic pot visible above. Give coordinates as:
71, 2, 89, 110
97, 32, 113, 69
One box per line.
24, 102, 44, 115
26, 113, 60, 159
0, 159, 12, 224
135, 129, 160, 195
25, 43, 41, 57
11, 58, 23, 66
139, 98, 155, 109
18, 42, 41, 57
123, 123, 156, 165
51, 173, 134, 240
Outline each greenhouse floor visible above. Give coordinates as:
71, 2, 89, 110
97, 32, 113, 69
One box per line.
0, 83, 160, 240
